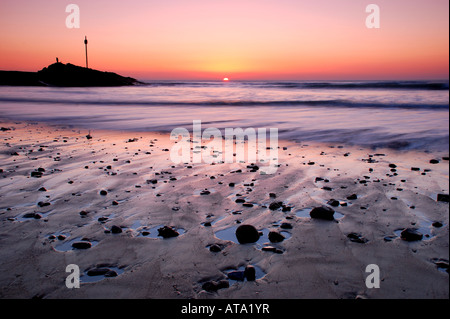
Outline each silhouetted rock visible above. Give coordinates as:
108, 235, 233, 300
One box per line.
310, 206, 335, 221
327, 199, 340, 207
235, 225, 260, 244
268, 231, 285, 243
269, 202, 283, 211
400, 228, 423, 242
158, 226, 179, 238
72, 241, 92, 249
437, 194, 449, 203
1, 63, 142, 87
110, 225, 122, 234
244, 265, 256, 281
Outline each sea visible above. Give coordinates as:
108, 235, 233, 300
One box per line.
0, 80, 448, 151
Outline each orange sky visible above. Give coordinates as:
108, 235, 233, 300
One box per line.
0, 0, 448, 80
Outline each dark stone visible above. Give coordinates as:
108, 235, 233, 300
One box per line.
268, 231, 285, 243
347, 233, 368, 244
235, 198, 246, 204
432, 221, 443, 228
429, 159, 440, 164
72, 241, 92, 249
147, 179, 158, 185
38, 201, 50, 208
31, 171, 43, 178
411, 167, 421, 171
229, 183, 235, 187
235, 225, 260, 244
112, 201, 119, 206
100, 190, 108, 196
111, 225, 122, 234
389, 164, 397, 168
400, 228, 423, 242
327, 199, 340, 207
322, 186, 333, 191
347, 194, 358, 200
269, 193, 277, 198
87, 268, 111, 276
57, 235, 66, 240
227, 271, 245, 281
244, 265, 256, 281
23, 213, 42, 219
310, 206, 335, 221
38, 187, 47, 192
280, 222, 293, 229
209, 244, 222, 253
200, 190, 211, 195
158, 226, 179, 238
269, 202, 283, 211
437, 194, 449, 203
247, 164, 259, 171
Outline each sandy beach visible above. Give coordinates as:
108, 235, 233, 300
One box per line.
0, 120, 448, 299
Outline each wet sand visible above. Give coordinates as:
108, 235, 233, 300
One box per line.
0, 120, 448, 299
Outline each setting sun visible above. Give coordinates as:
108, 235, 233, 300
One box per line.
223, 78, 229, 82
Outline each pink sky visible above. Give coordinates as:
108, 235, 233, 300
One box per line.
0, 0, 448, 80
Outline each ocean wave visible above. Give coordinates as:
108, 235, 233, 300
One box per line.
254, 81, 450, 90
139, 81, 450, 91
0, 96, 447, 110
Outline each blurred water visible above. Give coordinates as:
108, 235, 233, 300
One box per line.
0, 80, 448, 150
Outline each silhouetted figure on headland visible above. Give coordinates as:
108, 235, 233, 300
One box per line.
56, 57, 59, 63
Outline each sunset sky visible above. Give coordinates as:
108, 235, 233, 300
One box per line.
0, 0, 448, 80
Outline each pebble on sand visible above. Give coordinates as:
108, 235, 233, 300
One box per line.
268, 231, 285, 243
72, 241, 92, 249
310, 206, 335, 221
158, 226, 179, 238
400, 228, 423, 242
235, 225, 260, 244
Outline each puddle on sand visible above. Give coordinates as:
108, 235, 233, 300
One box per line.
54, 237, 99, 252
80, 266, 125, 283
389, 210, 443, 241
215, 227, 291, 247
224, 265, 266, 285
142, 224, 186, 239
295, 207, 344, 220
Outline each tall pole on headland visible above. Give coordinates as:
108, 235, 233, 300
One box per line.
84, 36, 89, 69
